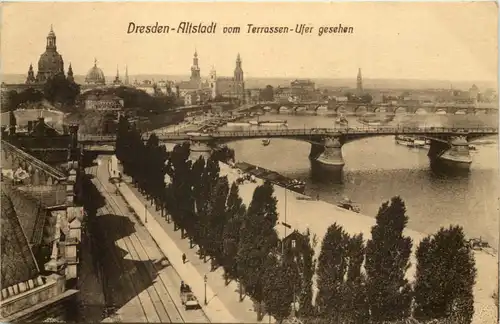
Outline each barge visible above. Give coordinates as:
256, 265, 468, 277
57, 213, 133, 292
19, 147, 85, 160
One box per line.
235, 162, 306, 194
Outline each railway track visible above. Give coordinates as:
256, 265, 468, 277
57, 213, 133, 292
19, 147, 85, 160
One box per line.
87, 161, 209, 323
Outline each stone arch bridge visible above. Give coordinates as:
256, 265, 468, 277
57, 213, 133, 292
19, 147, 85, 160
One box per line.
79, 126, 498, 172
249, 102, 498, 115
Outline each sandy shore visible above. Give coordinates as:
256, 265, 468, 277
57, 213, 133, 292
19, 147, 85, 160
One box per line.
219, 163, 498, 324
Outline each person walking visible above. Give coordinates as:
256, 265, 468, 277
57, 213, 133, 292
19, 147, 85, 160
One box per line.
182, 253, 187, 264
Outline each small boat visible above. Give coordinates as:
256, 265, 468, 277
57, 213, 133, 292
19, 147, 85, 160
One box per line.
395, 135, 425, 148
226, 122, 250, 127
337, 197, 360, 213
258, 120, 288, 127
468, 144, 477, 151
262, 139, 271, 146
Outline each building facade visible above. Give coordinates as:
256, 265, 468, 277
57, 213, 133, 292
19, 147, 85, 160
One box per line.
84, 94, 124, 111
208, 54, 245, 102
290, 79, 316, 102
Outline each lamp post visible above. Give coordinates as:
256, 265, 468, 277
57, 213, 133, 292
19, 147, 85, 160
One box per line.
204, 274, 208, 305
144, 203, 148, 224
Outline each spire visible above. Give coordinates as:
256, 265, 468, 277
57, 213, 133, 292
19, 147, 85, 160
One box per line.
26, 63, 36, 84
237, 53, 241, 62
46, 25, 56, 50
94, 58, 97, 67
114, 65, 122, 85
125, 65, 129, 85
356, 68, 363, 95
67, 63, 74, 82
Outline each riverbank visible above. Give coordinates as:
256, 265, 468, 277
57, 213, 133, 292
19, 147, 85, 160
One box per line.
219, 162, 498, 324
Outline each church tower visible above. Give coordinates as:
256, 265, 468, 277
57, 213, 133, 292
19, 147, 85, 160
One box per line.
67, 63, 74, 83
356, 68, 363, 95
26, 64, 36, 84
209, 66, 217, 99
234, 53, 245, 101
190, 50, 201, 84
113, 66, 122, 85
124, 65, 129, 85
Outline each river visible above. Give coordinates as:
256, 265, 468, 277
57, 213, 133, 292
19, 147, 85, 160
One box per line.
218, 112, 499, 249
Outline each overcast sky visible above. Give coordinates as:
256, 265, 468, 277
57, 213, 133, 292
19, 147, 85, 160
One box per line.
1, 2, 497, 82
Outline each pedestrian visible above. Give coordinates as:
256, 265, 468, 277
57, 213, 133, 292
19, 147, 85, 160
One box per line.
182, 253, 186, 264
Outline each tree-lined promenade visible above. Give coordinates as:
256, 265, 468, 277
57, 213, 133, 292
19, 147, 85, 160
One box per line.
115, 115, 482, 324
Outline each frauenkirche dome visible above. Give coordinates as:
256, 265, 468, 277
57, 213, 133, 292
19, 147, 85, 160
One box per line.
36, 25, 64, 83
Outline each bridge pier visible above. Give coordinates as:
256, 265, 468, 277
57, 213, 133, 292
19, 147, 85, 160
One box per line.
190, 141, 212, 160
311, 137, 345, 173
428, 136, 472, 171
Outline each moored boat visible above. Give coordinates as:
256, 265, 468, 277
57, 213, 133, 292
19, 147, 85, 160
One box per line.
337, 197, 360, 213
262, 139, 271, 146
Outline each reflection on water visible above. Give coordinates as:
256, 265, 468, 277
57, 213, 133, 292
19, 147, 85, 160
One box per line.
224, 113, 499, 249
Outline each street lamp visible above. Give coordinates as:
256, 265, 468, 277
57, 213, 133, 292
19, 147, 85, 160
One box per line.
144, 203, 148, 224
204, 274, 208, 305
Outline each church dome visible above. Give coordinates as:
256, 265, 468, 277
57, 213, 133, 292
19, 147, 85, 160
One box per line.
38, 51, 64, 74
85, 61, 106, 85
36, 27, 64, 83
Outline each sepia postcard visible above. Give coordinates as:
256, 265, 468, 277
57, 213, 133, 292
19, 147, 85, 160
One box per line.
0, 2, 498, 324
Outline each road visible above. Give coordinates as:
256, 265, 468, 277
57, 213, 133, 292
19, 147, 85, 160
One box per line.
85, 157, 209, 323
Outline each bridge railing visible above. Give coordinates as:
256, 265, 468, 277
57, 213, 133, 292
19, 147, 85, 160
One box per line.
77, 126, 498, 143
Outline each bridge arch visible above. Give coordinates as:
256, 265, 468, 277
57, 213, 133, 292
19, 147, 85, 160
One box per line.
455, 110, 467, 115
336, 105, 346, 114
355, 106, 368, 114
374, 107, 387, 113
475, 109, 486, 115
415, 108, 428, 115
395, 107, 407, 114
435, 109, 447, 115
279, 106, 290, 113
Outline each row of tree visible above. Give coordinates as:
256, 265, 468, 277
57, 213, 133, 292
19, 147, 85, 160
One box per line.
114, 116, 478, 324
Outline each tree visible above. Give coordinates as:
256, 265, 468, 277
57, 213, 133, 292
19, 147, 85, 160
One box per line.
343, 234, 369, 323
361, 93, 373, 104
413, 226, 477, 324
316, 223, 350, 321
43, 73, 80, 106
165, 142, 192, 234
262, 254, 294, 323
297, 229, 317, 317
237, 181, 279, 320
196, 155, 220, 260
365, 196, 413, 322
222, 183, 246, 282
206, 176, 230, 268
260, 85, 274, 102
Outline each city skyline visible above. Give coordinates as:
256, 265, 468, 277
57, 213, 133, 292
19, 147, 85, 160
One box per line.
1, 2, 497, 84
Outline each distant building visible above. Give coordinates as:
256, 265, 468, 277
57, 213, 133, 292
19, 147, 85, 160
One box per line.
275, 86, 293, 102
84, 94, 124, 111
184, 90, 210, 106
290, 79, 315, 101
208, 54, 245, 102
85, 59, 106, 86
1, 26, 74, 106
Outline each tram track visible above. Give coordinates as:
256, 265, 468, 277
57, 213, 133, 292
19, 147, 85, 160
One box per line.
87, 160, 208, 323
